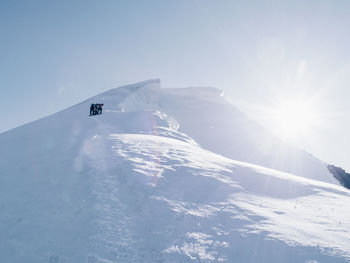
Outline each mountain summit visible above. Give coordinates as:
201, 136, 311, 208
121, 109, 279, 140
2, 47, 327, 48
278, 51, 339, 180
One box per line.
1, 80, 349, 262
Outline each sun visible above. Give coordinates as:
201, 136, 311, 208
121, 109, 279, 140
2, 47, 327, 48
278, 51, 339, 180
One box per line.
273, 100, 315, 139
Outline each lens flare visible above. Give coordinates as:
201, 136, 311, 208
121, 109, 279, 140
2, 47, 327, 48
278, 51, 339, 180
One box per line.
273, 99, 315, 139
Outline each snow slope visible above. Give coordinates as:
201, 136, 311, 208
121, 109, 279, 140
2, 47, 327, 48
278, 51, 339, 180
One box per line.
0, 79, 349, 262
117, 80, 338, 185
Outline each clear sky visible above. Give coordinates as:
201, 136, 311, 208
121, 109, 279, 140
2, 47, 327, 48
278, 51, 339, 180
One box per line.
1, 0, 350, 170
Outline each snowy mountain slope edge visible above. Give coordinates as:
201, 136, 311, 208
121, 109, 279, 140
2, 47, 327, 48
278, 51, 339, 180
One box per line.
99, 79, 339, 185
1, 80, 350, 262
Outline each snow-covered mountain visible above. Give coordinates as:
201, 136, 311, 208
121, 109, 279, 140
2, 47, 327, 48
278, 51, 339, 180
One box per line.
1, 79, 349, 263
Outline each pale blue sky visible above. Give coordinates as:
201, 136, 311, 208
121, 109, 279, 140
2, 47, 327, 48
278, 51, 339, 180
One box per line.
1, 0, 350, 170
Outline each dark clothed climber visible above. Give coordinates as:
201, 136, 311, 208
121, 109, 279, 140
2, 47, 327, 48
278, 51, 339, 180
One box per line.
90, 104, 95, 116
90, 103, 104, 116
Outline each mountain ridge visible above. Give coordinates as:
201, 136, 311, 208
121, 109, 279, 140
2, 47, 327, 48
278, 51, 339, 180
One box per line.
0, 79, 344, 186
1, 80, 350, 262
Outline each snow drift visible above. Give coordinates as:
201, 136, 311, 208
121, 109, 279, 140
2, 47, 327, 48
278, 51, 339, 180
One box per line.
0, 79, 349, 263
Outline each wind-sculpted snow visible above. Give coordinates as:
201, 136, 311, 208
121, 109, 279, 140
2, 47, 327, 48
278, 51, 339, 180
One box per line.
1, 80, 349, 262
117, 80, 338, 185
75, 131, 350, 262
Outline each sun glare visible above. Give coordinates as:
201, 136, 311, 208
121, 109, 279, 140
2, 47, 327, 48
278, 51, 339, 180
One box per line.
273, 100, 315, 138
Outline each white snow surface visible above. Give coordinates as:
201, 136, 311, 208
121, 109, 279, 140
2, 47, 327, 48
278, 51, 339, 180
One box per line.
1, 79, 349, 262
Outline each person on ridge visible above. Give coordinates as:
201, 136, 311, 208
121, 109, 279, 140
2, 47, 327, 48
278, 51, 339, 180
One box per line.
90, 103, 104, 116
97, 103, 104, 114
94, 104, 98, 115
90, 104, 95, 116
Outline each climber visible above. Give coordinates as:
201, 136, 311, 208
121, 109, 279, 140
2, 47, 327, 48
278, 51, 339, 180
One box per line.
90, 104, 95, 116
97, 103, 104, 114
90, 103, 104, 116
